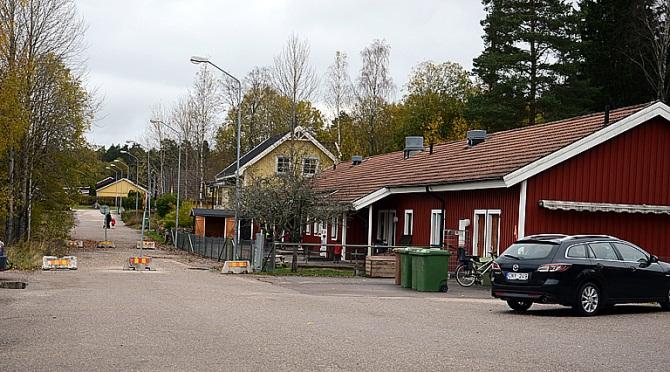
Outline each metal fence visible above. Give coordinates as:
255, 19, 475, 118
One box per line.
173, 231, 267, 269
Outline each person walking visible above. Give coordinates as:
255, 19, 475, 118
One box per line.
333, 239, 342, 263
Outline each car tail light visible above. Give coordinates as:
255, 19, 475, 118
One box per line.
491, 261, 501, 271
537, 263, 571, 272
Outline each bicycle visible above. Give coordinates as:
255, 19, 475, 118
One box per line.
455, 253, 498, 287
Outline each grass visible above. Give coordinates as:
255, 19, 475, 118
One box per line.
6, 240, 70, 270
253, 267, 355, 277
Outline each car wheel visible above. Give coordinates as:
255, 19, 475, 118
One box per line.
574, 282, 602, 316
506, 299, 532, 312
660, 289, 670, 311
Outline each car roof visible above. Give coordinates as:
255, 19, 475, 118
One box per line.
519, 234, 620, 244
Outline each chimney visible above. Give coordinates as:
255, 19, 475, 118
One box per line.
604, 105, 610, 125
352, 155, 363, 165
404, 136, 424, 159
467, 130, 487, 147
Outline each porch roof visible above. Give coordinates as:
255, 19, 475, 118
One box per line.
315, 103, 653, 207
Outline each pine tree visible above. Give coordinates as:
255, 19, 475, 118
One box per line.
469, 0, 584, 131
578, 0, 656, 109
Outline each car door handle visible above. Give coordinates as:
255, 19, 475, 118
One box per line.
595, 263, 604, 270
628, 266, 637, 272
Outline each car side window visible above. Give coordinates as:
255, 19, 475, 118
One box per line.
612, 243, 648, 263
588, 242, 619, 260
566, 244, 588, 258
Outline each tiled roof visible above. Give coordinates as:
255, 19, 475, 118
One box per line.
315, 103, 653, 204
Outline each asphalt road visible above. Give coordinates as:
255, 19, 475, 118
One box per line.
1, 209, 668, 371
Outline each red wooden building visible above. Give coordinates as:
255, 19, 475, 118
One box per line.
304, 102, 670, 262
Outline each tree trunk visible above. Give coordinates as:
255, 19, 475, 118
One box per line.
528, 0, 537, 126
6, 149, 15, 244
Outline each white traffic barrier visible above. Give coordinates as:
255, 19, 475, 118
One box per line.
42, 256, 77, 270
135, 241, 156, 249
221, 260, 251, 274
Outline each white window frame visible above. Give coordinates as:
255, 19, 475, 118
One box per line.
301, 157, 319, 177
305, 218, 311, 234
403, 209, 414, 235
472, 209, 502, 257
330, 217, 338, 239
313, 220, 321, 236
275, 156, 291, 175
429, 209, 443, 246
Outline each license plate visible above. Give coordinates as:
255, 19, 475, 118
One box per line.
506, 272, 529, 280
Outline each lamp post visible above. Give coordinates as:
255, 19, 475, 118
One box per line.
120, 150, 140, 215
106, 167, 119, 213
150, 119, 182, 247
113, 160, 130, 213
126, 140, 152, 234
190, 55, 242, 259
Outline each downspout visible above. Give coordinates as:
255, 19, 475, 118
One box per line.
426, 186, 446, 248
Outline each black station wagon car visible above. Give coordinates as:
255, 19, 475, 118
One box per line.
491, 234, 670, 316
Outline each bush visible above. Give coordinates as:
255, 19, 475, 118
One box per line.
155, 193, 177, 218
162, 201, 194, 229
7, 240, 69, 270
122, 191, 140, 211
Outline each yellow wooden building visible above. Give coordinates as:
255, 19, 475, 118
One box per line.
96, 178, 147, 201
209, 126, 337, 209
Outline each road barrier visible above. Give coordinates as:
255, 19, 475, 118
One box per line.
221, 260, 250, 274
128, 256, 152, 270
42, 256, 78, 270
136, 241, 156, 249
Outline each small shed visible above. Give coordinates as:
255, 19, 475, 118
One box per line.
190, 208, 235, 238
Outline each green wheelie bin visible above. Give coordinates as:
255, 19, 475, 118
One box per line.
395, 248, 417, 289
411, 249, 451, 292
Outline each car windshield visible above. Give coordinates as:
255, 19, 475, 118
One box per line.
501, 242, 556, 260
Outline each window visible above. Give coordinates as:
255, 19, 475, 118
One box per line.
403, 210, 413, 235
313, 220, 321, 236
566, 244, 588, 259
330, 217, 338, 239
502, 243, 556, 260
613, 243, 648, 263
305, 219, 311, 234
473, 209, 501, 256
276, 156, 291, 174
429, 209, 443, 246
588, 243, 618, 260
302, 157, 318, 176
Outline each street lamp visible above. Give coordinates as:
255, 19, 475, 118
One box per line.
110, 163, 124, 179
191, 55, 242, 259
126, 140, 152, 237
105, 166, 119, 213
150, 119, 182, 247
120, 150, 140, 214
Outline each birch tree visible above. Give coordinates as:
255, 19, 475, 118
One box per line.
272, 34, 319, 132
354, 39, 394, 156
325, 51, 352, 160
634, 1, 670, 102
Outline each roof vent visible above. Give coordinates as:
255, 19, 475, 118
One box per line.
467, 130, 487, 147
404, 136, 424, 159
352, 155, 363, 165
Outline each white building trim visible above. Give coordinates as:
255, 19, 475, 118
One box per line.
517, 180, 527, 239
504, 102, 670, 186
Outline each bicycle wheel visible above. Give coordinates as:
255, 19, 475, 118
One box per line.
455, 264, 476, 287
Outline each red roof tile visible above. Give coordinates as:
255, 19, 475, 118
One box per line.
315, 103, 653, 204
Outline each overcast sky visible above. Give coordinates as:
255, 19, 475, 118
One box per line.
79, 0, 485, 147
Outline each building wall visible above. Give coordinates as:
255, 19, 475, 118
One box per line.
443, 187, 520, 254
195, 216, 205, 237
245, 140, 335, 182
525, 117, 670, 259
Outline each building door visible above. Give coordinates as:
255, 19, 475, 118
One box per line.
473, 209, 501, 257
377, 210, 397, 246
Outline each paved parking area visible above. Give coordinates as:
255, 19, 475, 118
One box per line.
0, 210, 668, 371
